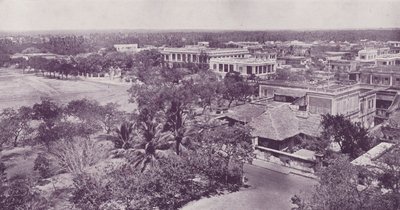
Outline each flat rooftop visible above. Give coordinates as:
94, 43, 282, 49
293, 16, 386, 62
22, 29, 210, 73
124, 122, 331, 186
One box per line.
162, 46, 249, 54
376, 53, 400, 59
210, 57, 276, 65
259, 80, 371, 95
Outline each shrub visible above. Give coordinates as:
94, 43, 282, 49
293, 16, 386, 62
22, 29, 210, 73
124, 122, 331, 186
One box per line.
49, 137, 108, 174
33, 153, 52, 179
1, 175, 49, 210
71, 173, 111, 210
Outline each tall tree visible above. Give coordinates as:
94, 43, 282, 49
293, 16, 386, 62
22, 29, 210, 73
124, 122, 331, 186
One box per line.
198, 123, 254, 184
321, 114, 373, 159
0, 106, 33, 147
222, 72, 255, 107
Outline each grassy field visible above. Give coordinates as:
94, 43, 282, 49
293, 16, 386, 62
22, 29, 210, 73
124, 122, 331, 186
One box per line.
0, 68, 136, 111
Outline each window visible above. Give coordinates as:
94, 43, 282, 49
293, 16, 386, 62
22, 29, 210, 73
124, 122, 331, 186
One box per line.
246, 66, 252, 74
229, 65, 234, 72
360, 103, 364, 113
219, 64, 223, 71
213, 64, 217, 70
384, 77, 390, 85
224, 64, 229, 72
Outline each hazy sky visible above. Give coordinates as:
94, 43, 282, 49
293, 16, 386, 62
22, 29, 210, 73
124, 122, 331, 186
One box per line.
0, 0, 399, 31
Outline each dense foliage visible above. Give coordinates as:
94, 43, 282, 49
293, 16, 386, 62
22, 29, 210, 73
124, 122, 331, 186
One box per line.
292, 151, 400, 210
320, 114, 374, 159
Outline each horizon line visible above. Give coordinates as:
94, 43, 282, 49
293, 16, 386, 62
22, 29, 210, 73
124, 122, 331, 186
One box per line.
1, 27, 400, 34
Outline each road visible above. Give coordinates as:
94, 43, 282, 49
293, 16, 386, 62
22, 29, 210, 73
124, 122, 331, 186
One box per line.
182, 164, 317, 210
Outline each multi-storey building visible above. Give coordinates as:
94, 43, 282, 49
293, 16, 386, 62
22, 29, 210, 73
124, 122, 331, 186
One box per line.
328, 59, 357, 72
388, 41, 400, 54
346, 65, 400, 124
352, 66, 400, 87
209, 57, 277, 79
161, 45, 249, 68
375, 53, 400, 66
357, 49, 378, 62
258, 81, 378, 128
388, 41, 400, 48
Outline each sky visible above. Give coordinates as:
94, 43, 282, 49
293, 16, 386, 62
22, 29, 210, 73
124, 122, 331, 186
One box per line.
0, 0, 399, 31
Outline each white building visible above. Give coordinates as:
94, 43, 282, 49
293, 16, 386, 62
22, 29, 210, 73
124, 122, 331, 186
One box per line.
161, 46, 250, 68
114, 44, 139, 53
376, 53, 400, 66
357, 49, 378, 62
388, 41, 400, 48
209, 57, 277, 79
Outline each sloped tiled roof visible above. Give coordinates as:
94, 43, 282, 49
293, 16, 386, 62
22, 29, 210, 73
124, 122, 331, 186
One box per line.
250, 104, 322, 141
223, 103, 266, 123
298, 114, 323, 137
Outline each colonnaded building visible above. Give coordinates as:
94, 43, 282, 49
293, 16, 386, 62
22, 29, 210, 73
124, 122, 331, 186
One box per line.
160, 43, 278, 78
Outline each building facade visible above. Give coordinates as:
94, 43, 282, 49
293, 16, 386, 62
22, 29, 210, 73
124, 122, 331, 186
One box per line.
161, 46, 249, 68
209, 57, 277, 79
114, 44, 139, 53
329, 59, 357, 72
375, 53, 400, 67
258, 82, 377, 128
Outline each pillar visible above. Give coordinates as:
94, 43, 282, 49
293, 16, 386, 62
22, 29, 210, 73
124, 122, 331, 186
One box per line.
390, 75, 393, 86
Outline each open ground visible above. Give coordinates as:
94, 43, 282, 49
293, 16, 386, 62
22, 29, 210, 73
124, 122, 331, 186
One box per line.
0, 68, 135, 111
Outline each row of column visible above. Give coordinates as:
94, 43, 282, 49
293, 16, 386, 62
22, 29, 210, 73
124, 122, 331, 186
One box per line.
252, 65, 275, 74
164, 53, 246, 63
214, 63, 275, 75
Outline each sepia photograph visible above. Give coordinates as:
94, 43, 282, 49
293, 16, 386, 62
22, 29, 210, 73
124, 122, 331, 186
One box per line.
0, 0, 400, 209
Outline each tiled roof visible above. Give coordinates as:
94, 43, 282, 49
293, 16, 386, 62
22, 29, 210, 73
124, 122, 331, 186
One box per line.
250, 104, 322, 141
298, 113, 323, 137
223, 103, 266, 123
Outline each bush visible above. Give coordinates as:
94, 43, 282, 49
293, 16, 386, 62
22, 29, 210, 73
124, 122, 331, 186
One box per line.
49, 137, 108, 174
0, 175, 49, 210
71, 157, 208, 210
71, 173, 111, 210
34, 153, 52, 179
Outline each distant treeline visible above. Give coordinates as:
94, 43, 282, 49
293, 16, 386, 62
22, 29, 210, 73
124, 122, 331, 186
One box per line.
1, 29, 400, 58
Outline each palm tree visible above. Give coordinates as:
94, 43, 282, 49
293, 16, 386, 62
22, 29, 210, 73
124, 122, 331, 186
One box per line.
129, 125, 175, 172
115, 122, 135, 149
